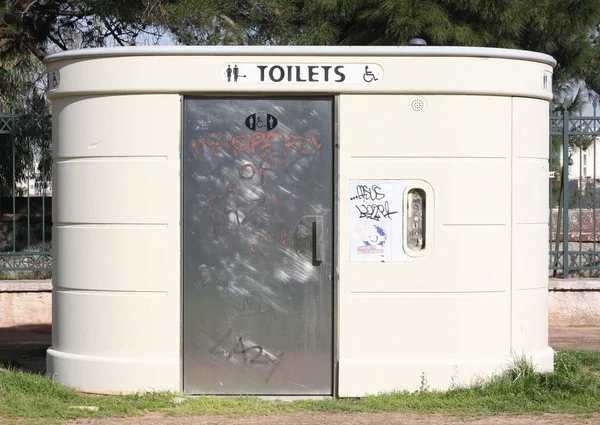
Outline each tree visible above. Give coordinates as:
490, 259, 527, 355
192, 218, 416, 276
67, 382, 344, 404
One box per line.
0, 49, 50, 196
2, 0, 600, 93
0, 0, 166, 60
0, 84, 51, 197
308, 0, 600, 93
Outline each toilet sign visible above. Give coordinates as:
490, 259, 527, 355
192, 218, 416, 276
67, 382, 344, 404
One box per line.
221, 63, 383, 84
47, 69, 60, 91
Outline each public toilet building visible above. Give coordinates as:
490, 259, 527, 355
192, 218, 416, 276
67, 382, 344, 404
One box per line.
44, 46, 556, 396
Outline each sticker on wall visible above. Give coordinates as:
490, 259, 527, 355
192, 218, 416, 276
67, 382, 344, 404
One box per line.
221, 63, 383, 84
543, 71, 552, 91
47, 69, 60, 91
350, 180, 407, 262
245, 112, 278, 131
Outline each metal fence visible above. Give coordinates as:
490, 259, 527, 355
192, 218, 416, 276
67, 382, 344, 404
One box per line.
0, 107, 599, 277
0, 111, 52, 273
549, 97, 600, 278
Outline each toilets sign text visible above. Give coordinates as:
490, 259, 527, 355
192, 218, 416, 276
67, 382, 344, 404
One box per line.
221, 63, 383, 84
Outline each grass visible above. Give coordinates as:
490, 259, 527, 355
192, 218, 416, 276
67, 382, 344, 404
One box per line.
0, 350, 599, 424
567, 350, 600, 373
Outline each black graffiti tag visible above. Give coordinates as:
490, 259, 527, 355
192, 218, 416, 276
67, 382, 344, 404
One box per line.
356, 201, 398, 221
351, 184, 386, 202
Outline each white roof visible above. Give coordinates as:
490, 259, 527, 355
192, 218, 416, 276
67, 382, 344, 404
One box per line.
43, 45, 557, 67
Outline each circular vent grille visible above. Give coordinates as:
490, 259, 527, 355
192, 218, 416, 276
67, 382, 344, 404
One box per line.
410, 97, 427, 112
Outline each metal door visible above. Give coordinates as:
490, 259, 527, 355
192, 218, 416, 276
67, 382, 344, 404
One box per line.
182, 97, 334, 395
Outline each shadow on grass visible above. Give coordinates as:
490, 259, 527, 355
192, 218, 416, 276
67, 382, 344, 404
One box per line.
0, 323, 51, 374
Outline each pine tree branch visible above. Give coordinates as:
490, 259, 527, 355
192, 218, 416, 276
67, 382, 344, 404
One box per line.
219, 15, 248, 45
0, 42, 10, 58
20, 1, 38, 16
220, 14, 237, 28
47, 33, 68, 51
56, 10, 88, 17
102, 18, 125, 46
21, 37, 45, 61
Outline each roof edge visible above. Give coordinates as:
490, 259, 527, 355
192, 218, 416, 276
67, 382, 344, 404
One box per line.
43, 45, 557, 67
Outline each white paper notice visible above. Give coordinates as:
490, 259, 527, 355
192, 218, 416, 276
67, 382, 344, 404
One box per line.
349, 180, 407, 262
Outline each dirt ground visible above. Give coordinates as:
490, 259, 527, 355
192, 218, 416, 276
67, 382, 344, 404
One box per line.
1, 324, 599, 425
547, 327, 600, 351
68, 412, 600, 425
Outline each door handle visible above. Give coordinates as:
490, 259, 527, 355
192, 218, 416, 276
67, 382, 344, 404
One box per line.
313, 216, 323, 264
293, 215, 324, 266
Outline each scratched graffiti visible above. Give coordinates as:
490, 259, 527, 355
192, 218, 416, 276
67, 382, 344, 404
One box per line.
182, 98, 334, 393
209, 328, 283, 383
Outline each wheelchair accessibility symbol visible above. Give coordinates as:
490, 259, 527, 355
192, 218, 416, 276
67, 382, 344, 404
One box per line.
363, 66, 379, 83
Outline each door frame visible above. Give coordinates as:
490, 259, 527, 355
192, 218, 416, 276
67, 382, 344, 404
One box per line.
179, 94, 340, 397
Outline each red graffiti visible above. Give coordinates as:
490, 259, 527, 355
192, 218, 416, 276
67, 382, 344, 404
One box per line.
265, 132, 282, 152
239, 163, 255, 180
209, 193, 216, 220
278, 229, 296, 246
195, 129, 323, 232
193, 131, 321, 161
251, 133, 265, 153
239, 159, 273, 186
272, 152, 282, 163
191, 139, 205, 162
283, 134, 321, 156
232, 135, 250, 155
264, 230, 295, 246
207, 132, 222, 157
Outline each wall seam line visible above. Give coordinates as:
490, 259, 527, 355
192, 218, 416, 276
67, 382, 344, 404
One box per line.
509, 96, 514, 356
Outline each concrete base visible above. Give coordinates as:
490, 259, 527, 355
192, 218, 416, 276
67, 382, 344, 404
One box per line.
46, 348, 179, 394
